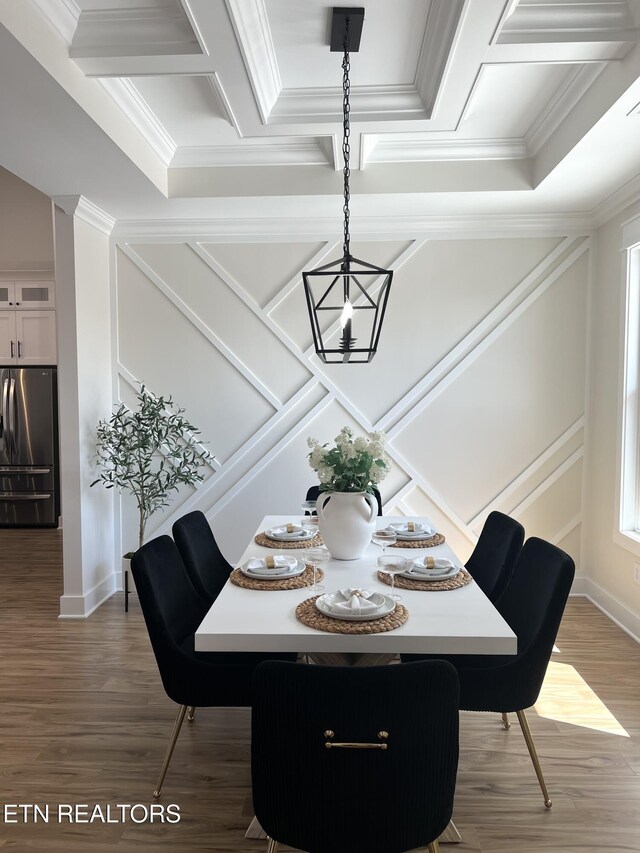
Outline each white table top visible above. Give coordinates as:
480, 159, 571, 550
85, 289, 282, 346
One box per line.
195, 515, 517, 656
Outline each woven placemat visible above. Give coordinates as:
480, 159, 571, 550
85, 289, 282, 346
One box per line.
296, 595, 408, 634
378, 567, 472, 591
390, 533, 445, 549
255, 531, 323, 549
230, 566, 324, 591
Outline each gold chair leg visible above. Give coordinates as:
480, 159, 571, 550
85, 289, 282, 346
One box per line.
427, 841, 440, 853
266, 838, 279, 853
187, 706, 196, 722
153, 704, 187, 800
501, 712, 511, 730
516, 709, 552, 809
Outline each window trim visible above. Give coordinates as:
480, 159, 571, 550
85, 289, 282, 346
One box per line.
615, 215, 640, 557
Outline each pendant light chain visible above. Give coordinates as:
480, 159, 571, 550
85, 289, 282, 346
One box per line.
342, 20, 351, 263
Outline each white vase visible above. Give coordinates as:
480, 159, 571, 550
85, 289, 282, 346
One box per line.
316, 491, 377, 560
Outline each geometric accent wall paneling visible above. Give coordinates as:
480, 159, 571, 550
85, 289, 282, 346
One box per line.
114, 233, 590, 571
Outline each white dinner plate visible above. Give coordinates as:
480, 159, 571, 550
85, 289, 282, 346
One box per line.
267, 525, 314, 541
240, 557, 305, 579
400, 565, 461, 582
315, 590, 396, 621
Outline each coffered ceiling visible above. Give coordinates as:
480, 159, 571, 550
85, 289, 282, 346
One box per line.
3, 0, 640, 222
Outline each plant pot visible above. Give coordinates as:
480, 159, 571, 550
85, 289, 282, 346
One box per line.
316, 491, 377, 560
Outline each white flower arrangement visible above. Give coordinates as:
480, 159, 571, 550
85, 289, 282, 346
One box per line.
307, 426, 391, 494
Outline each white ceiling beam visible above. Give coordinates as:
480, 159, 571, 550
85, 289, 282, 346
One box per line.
267, 86, 428, 125
487, 41, 632, 63
496, 0, 638, 45
363, 136, 527, 166
167, 158, 532, 199
533, 39, 640, 186
72, 53, 215, 77
170, 137, 332, 168
69, 3, 205, 73
428, 0, 510, 127
0, 0, 169, 194
415, 0, 465, 116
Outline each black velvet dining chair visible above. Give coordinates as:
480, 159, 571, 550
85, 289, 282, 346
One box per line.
131, 535, 297, 800
172, 510, 232, 606
403, 537, 574, 809
305, 485, 383, 516
465, 511, 524, 602
251, 660, 459, 853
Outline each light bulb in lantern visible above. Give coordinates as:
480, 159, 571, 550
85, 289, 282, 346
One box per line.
340, 299, 354, 328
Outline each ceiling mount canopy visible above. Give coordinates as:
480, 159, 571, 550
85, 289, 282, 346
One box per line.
302, 6, 393, 365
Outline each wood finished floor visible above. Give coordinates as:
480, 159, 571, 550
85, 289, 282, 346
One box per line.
1, 530, 640, 851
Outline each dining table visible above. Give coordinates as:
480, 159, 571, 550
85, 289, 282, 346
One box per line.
196, 515, 516, 657
195, 514, 517, 846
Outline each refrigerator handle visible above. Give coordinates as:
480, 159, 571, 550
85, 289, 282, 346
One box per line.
8, 379, 15, 455
0, 379, 7, 442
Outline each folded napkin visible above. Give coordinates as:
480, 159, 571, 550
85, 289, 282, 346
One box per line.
329, 588, 380, 616
269, 524, 308, 537
410, 557, 456, 576
245, 555, 297, 572
390, 522, 436, 536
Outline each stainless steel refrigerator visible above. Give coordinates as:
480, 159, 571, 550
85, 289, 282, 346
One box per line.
0, 367, 59, 527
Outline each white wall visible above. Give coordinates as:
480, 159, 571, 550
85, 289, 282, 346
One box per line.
55, 205, 115, 617
0, 165, 53, 271
113, 230, 590, 571
582, 201, 640, 641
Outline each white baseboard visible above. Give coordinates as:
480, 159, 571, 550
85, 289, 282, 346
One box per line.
572, 577, 640, 645
569, 574, 588, 595
59, 572, 117, 618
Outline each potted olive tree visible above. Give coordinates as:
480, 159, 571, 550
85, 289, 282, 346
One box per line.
91, 384, 212, 553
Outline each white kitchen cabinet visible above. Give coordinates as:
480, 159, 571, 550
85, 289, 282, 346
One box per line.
0, 312, 15, 361
0, 280, 55, 309
0, 310, 57, 365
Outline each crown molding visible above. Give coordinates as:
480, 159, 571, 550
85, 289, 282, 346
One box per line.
112, 211, 593, 241
592, 173, 640, 227
415, 0, 464, 116
170, 138, 332, 168
224, 0, 281, 125
525, 62, 607, 156
362, 136, 527, 166
30, 0, 80, 43
99, 78, 176, 166
53, 195, 116, 235
76, 197, 116, 235
207, 73, 241, 134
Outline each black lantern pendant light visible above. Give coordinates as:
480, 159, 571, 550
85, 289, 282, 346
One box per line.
303, 7, 393, 364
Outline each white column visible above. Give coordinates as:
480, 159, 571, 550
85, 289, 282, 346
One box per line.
53, 197, 116, 617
